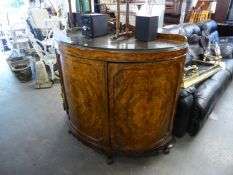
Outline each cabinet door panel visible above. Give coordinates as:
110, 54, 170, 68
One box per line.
108, 60, 183, 152
62, 56, 107, 144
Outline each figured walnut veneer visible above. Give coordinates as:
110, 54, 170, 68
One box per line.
56, 33, 187, 155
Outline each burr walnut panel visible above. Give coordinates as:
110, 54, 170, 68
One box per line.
108, 60, 183, 152
62, 56, 108, 145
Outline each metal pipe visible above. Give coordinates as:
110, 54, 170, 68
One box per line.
68, 0, 73, 28
116, 0, 120, 34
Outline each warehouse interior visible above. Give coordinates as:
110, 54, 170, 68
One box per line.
0, 0, 233, 174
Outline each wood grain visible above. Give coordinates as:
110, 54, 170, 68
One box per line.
56, 33, 187, 155
62, 55, 109, 146
108, 59, 184, 152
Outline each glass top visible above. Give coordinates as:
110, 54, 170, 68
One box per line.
54, 31, 186, 51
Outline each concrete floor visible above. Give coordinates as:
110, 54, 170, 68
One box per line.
0, 53, 233, 175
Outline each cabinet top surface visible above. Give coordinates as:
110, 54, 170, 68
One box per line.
54, 31, 187, 51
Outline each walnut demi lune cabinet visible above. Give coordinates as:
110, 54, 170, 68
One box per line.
55, 31, 187, 155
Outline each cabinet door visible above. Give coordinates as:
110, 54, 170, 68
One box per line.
108, 60, 183, 152
62, 56, 108, 146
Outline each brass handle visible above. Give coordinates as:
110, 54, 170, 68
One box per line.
184, 65, 198, 74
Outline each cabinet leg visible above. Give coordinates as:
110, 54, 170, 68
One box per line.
162, 137, 176, 155
163, 147, 170, 154
68, 129, 72, 134
106, 155, 114, 165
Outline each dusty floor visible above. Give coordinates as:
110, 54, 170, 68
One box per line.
0, 53, 233, 175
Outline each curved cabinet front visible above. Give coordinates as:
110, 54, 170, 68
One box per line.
56, 33, 187, 155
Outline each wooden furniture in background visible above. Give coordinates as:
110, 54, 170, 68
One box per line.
213, 0, 231, 23
187, 0, 215, 23
225, 0, 233, 23
55, 31, 187, 156
164, 0, 192, 24
188, 9, 211, 23
165, 0, 184, 16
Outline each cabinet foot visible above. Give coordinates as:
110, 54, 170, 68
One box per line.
162, 137, 176, 155
106, 156, 114, 165
163, 147, 170, 154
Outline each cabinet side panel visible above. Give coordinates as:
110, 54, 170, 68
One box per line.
108, 59, 183, 152
56, 52, 69, 113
